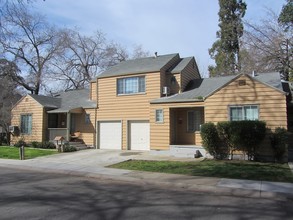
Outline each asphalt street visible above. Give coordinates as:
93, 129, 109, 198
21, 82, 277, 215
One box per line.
1, 167, 293, 220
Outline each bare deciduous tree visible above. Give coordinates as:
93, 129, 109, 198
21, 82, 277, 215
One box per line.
241, 10, 292, 80
49, 30, 130, 90
0, 59, 22, 144
0, 2, 64, 94
50, 30, 150, 91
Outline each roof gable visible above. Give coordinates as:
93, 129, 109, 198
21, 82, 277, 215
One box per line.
170, 57, 193, 73
151, 72, 285, 104
97, 53, 179, 78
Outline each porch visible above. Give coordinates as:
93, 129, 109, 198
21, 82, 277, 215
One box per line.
47, 108, 84, 142
170, 107, 204, 146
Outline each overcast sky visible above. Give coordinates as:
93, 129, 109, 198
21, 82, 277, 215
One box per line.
33, 0, 285, 77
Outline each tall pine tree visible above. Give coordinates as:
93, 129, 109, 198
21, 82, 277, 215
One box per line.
278, 0, 293, 31
209, 0, 246, 77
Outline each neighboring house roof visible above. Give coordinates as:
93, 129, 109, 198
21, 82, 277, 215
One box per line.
48, 89, 96, 113
97, 53, 179, 78
170, 57, 193, 73
29, 94, 61, 108
28, 89, 96, 113
151, 72, 285, 104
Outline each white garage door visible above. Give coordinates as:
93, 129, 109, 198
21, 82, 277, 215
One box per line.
129, 121, 150, 150
99, 121, 121, 149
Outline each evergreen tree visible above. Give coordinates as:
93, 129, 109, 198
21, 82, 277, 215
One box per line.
278, 0, 293, 31
209, 0, 247, 76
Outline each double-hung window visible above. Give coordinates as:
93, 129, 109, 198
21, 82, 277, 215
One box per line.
155, 109, 163, 123
230, 105, 259, 121
117, 76, 145, 95
187, 110, 204, 132
20, 114, 32, 134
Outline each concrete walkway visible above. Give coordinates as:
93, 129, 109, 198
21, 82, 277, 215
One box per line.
0, 149, 293, 200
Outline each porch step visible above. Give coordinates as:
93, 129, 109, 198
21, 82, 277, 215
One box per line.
170, 145, 207, 158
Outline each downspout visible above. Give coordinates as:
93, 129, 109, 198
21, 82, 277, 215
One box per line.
66, 112, 71, 141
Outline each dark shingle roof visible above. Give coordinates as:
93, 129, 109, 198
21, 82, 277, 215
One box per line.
170, 57, 193, 73
30, 89, 96, 113
151, 72, 285, 104
48, 89, 96, 113
97, 53, 179, 78
29, 95, 61, 108
254, 72, 283, 91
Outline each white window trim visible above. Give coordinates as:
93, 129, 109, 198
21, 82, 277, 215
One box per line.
155, 109, 164, 123
229, 104, 259, 121
117, 76, 146, 95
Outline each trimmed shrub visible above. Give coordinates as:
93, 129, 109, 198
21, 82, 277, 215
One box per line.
217, 121, 235, 156
229, 121, 266, 160
200, 122, 228, 159
31, 141, 42, 148
41, 141, 56, 149
201, 121, 266, 160
63, 144, 77, 152
270, 127, 288, 163
29, 141, 56, 149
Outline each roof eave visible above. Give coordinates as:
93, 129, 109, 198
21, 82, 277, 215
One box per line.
150, 99, 204, 104
97, 70, 160, 79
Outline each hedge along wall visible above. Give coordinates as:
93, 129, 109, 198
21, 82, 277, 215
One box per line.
200, 121, 284, 162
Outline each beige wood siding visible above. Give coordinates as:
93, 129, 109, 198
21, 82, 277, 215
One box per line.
97, 72, 161, 149
181, 59, 201, 92
205, 75, 287, 130
90, 81, 97, 101
11, 96, 45, 144
73, 108, 96, 146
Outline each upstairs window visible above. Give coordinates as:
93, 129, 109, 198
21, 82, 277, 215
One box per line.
117, 76, 145, 95
20, 114, 32, 134
230, 105, 259, 121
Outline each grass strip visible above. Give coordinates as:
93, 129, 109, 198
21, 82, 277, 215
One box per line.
0, 146, 58, 160
110, 159, 293, 183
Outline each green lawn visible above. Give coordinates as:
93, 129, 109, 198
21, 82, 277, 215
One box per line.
110, 159, 293, 183
0, 146, 58, 160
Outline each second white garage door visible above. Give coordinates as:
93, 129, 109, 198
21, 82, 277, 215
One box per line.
129, 121, 150, 150
99, 121, 122, 149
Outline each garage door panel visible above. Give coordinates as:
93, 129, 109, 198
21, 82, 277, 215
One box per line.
99, 121, 121, 149
129, 121, 150, 150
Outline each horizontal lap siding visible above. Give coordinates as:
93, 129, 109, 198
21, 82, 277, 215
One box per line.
74, 109, 96, 146
181, 59, 200, 91
11, 96, 44, 144
90, 82, 97, 101
205, 75, 287, 130
150, 106, 170, 150
97, 72, 161, 150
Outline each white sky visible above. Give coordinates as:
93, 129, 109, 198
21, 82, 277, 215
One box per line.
33, 0, 285, 77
